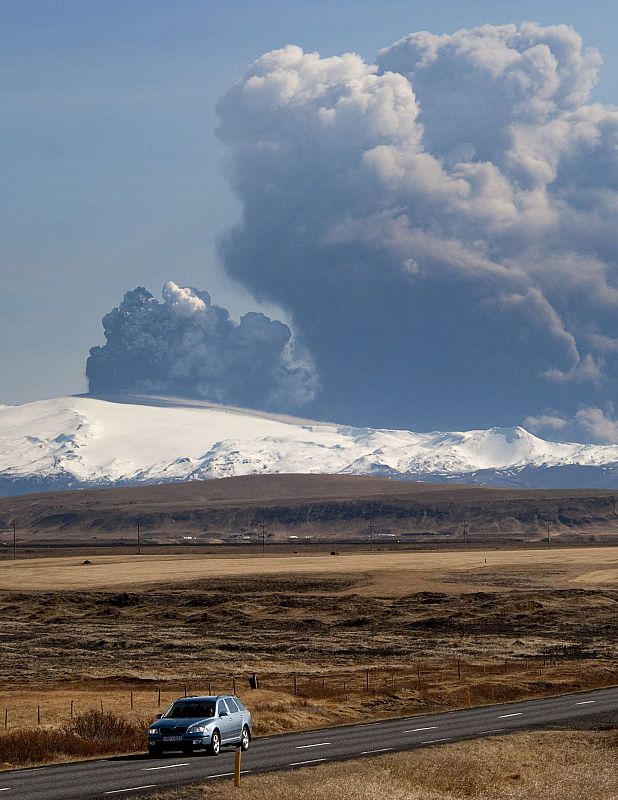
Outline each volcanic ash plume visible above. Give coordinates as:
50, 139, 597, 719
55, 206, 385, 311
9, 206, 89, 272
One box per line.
86, 282, 318, 412
215, 23, 618, 439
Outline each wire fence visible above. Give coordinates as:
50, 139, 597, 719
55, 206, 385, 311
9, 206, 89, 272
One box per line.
2, 656, 616, 731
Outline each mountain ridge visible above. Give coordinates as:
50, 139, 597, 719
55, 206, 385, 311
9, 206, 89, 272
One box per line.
2, 395, 618, 495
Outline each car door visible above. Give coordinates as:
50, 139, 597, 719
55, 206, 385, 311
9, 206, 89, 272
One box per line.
224, 696, 242, 740
217, 698, 235, 743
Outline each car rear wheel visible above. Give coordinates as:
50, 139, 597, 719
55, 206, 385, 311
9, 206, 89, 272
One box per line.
208, 730, 221, 756
240, 726, 250, 751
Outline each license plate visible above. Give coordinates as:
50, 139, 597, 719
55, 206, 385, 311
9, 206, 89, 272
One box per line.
163, 736, 183, 741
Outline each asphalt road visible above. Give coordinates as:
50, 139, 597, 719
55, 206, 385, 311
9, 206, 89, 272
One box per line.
1, 686, 617, 799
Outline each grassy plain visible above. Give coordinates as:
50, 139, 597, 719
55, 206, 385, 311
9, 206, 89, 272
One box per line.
151, 730, 618, 800
0, 546, 617, 591
0, 547, 615, 769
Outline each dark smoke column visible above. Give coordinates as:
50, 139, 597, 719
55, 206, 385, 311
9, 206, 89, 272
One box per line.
86, 282, 318, 412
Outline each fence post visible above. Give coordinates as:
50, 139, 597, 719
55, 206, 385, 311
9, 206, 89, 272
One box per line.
157, 688, 161, 707
184, 684, 187, 697
417, 667, 421, 688
37, 705, 41, 724
233, 677, 236, 694
4, 709, 7, 729
366, 670, 369, 692
234, 748, 242, 787
130, 691, 133, 710
293, 674, 297, 695
208, 681, 212, 694
457, 659, 461, 680
70, 700, 74, 718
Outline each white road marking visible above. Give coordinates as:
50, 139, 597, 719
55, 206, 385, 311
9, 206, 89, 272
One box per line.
421, 737, 452, 744
404, 726, 438, 733
477, 728, 504, 734
289, 758, 328, 766
498, 712, 523, 718
360, 747, 392, 755
143, 762, 189, 771
105, 787, 156, 795
296, 741, 331, 749
208, 770, 251, 778
575, 700, 595, 705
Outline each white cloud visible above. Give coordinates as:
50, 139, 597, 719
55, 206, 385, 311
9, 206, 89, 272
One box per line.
527, 405, 618, 444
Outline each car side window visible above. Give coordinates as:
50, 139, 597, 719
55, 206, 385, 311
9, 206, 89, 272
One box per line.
218, 700, 230, 715
226, 697, 239, 713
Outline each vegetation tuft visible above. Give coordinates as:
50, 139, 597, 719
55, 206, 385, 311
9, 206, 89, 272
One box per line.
0, 711, 146, 767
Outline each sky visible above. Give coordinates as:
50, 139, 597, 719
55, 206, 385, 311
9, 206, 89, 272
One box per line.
3, 1, 618, 440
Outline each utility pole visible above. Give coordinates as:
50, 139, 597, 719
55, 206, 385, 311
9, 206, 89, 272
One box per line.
463, 521, 467, 549
11, 519, 16, 559
546, 521, 550, 548
136, 521, 141, 555
369, 521, 374, 552
260, 521, 266, 554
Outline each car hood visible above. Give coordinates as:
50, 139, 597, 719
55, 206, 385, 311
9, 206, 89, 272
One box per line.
154, 717, 214, 729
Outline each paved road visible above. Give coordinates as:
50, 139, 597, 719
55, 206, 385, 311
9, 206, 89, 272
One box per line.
1, 687, 617, 799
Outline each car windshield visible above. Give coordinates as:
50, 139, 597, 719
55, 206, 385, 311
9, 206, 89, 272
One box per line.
163, 702, 216, 719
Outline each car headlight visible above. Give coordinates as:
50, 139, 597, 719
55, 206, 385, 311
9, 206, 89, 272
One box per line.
148, 727, 160, 735
187, 724, 208, 734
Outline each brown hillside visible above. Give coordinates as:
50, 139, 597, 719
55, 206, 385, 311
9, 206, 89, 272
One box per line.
1, 474, 618, 547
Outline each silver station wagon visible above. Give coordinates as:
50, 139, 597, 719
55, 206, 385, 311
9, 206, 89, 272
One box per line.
147, 695, 252, 756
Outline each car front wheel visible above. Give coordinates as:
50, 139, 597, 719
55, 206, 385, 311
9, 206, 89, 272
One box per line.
240, 726, 250, 752
208, 730, 221, 756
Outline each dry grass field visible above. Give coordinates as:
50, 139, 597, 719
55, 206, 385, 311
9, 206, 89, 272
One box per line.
150, 730, 618, 800
0, 547, 617, 591
0, 546, 615, 770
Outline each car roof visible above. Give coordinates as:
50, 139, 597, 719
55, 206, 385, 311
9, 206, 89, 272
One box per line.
174, 695, 228, 702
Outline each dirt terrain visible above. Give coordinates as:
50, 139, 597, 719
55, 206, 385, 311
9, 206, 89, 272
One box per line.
2, 474, 618, 547
0, 549, 615, 686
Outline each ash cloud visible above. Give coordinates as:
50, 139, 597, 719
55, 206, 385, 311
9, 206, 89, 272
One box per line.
215, 23, 618, 440
87, 282, 317, 411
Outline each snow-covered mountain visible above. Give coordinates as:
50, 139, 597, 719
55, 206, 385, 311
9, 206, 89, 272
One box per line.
2, 395, 618, 495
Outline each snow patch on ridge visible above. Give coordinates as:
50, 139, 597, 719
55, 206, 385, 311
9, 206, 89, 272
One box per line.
2, 395, 618, 494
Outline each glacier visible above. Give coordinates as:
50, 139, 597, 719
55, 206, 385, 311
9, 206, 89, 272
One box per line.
2, 395, 618, 495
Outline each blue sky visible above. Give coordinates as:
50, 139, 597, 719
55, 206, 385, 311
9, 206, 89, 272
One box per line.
2, 0, 618, 412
